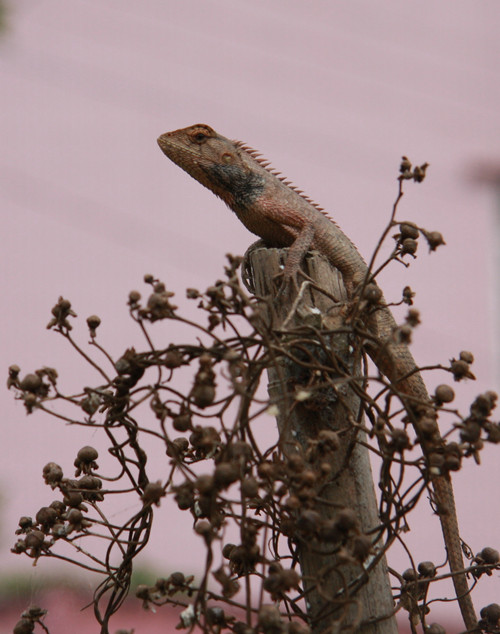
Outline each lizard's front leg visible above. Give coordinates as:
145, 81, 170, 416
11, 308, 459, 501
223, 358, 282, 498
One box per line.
274, 222, 316, 295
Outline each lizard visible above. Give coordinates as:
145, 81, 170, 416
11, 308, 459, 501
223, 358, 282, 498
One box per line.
157, 123, 477, 631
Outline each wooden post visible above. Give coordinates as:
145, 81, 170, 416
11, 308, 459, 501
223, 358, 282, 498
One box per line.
246, 247, 398, 634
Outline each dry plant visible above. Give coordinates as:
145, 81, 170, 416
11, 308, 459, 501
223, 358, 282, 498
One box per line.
8, 163, 500, 634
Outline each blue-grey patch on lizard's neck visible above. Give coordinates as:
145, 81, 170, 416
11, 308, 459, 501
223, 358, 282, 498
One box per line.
203, 164, 265, 210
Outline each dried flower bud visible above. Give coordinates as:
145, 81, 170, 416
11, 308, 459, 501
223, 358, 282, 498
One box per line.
228, 543, 259, 575
214, 462, 239, 488
396, 324, 412, 344
418, 415, 439, 437
23, 392, 37, 413
418, 561, 437, 578
399, 222, 419, 240
427, 452, 445, 475
406, 309, 420, 327
170, 571, 186, 586
299, 470, 317, 487
43, 462, 63, 488
296, 510, 321, 535
389, 429, 411, 452
206, 606, 226, 626
145, 285, 177, 320
241, 477, 259, 498
284, 495, 300, 510
315, 519, 338, 543
164, 347, 184, 369
443, 443, 462, 471
402, 568, 418, 582
13, 619, 34, 634
18, 516, 33, 531
166, 437, 189, 458
317, 429, 340, 452
194, 519, 212, 537
114, 357, 131, 375
50, 500, 65, 514
191, 384, 215, 408
143, 274, 154, 284
263, 564, 300, 599
413, 163, 429, 182
222, 543, 236, 559
35, 506, 58, 529
77, 446, 99, 463
74, 446, 99, 476
47, 297, 76, 330
190, 355, 217, 408
208, 314, 221, 330
77, 475, 103, 499
480, 603, 500, 626
66, 508, 83, 524
66, 508, 90, 533
287, 454, 305, 473
228, 441, 253, 462
173, 413, 191, 432
63, 490, 84, 508
7, 364, 21, 389
195, 474, 214, 494
402, 285, 415, 305
399, 156, 412, 173
173, 481, 194, 510
471, 391, 497, 418
460, 350, 474, 364
450, 358, 475, 381
189, 425, 221, 457
258, 605, 283, 631
363, 283, 382, 304
20, 373, 42, 393
351, 534, 372, 562
25, 530, 45, 551
423, 230, 445, 251
23, 607, 46, 620
335, 509, 359, 533
128, 290, 141, 305
257, 462, 275, 479
86, 315, 101, 336
478, 547, 500, 565
401, 238, 418, 256
460, 422, 481, 443
142, 481, 165, 507
81, 392, 101, 416
434, 384, 455, 405
485, 422, 500, 443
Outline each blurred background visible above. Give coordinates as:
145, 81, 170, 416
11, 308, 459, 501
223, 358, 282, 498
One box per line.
1, 1, 499, 631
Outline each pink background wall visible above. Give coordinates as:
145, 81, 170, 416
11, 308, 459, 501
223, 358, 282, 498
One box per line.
1, 1, 499, 630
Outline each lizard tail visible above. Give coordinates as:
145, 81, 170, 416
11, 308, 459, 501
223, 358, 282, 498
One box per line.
432, 476, 478, 632
369, 307, 478, 631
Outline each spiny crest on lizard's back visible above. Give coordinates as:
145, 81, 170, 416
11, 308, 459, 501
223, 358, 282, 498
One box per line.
232, 139, 333, 222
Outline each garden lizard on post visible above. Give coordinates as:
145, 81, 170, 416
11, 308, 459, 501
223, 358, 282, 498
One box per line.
157, 123, 477, 631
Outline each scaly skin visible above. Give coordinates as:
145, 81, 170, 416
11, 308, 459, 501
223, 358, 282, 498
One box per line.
157, 124, 477, 631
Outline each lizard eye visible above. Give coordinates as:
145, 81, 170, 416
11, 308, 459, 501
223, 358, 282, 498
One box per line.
193, 132, 207, 143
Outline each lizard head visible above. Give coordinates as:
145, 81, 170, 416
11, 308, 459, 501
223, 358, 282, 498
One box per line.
157, 124, 264, 209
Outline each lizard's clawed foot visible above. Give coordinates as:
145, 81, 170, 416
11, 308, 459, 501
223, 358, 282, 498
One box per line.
270, 269, 316, 328
241, 240, 270, 294
272, 267, 313, 301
